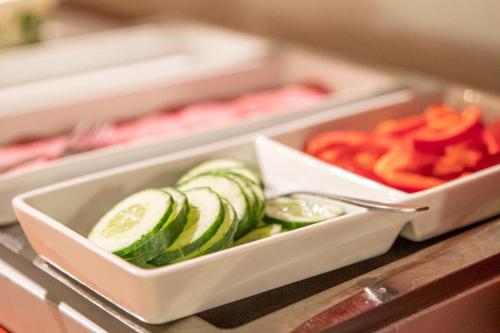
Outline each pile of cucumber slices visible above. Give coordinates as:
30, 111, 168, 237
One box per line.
88, 159, 345, 267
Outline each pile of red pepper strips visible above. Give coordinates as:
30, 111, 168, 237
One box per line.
304, 104, 500, 192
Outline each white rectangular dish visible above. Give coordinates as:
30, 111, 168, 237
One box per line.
0, 45, 398, 224
0, 21, 269, 109
266, 87, 500, 241
13, 117, 415, 324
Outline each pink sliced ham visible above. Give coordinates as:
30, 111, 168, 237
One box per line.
1, 83, 328, 175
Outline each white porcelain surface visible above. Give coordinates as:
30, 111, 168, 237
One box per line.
0, 44, 398, 224
0, 21, 270, 116
267, 87, 500, 241
13, 134, 410, 324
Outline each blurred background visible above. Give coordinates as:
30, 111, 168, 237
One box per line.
69, 0, 500, 91
2, 0, 499, 91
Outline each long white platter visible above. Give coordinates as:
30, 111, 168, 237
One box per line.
0, 33, 398, 224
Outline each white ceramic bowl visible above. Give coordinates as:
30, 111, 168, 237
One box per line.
13, 130, 413, 324
266, 86, 500, 241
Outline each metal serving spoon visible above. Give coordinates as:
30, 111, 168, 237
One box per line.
268, 191, 429, 213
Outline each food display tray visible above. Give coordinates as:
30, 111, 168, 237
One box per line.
11, 88, 500, 323
0, 39, 398, 224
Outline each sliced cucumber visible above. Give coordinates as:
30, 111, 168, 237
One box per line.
225, 174, 257, 223
88, 189, 173, 257
264, 195, 345, 230
177, 159, 245, 184
161, 187, 189, 231
224, 168, 261, 185
248, 181, 266, 221
119, 187, 189, 264
172, 199, 237, 263
234, 224, 282, 246
178, 175, 251, 239
149, 188, 224, 266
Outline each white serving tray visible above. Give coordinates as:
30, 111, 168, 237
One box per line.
13, 127, 413, 324
0, 21, 270, 111
0, 45, 398, 224
266, 87, 500, 241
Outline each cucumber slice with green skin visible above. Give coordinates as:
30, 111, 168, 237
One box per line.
149, 188, 224, 266
255, 220, 267, 228
264, 196, 345, 230
229, 173, 266, 233
172, 199, 237, 263
177, 159, 245, 185
161, 187, 189, 229
121, 187, 188, 264
191, 168, 262, 186
88, 189, 173, 258
178, 175, 251, 239
224, 168, 261, 186
248, 182, 265, 221
234, 224, 282, 246
225, 174, 257, 223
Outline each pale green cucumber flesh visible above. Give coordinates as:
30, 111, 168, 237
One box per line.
120, 187, 188, 264
225, 168, 261, 185
172, 199, 237, 263
225, 174, 256, 224
178, 175, 250, 239
149, 188, 224, 266
234, 224, 282, 246
264, 196, 345, 230
88, 189, 173, 259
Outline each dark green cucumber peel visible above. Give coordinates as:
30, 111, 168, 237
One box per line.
172, 199, 238, 263
149, 188, 225, 266
225, 174, 256, 224
231, 174, 267, 235
120, 189, 189, 265
178, 175, 251, 240
199, 199, 238, 253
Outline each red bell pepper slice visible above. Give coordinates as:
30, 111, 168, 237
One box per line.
304, 131, 390, 156
374, 115, 425, 136
317, 147, 382, 181
377, 170, 446, 193
424, 104, 461, 130
432, 142, 484, 177
374, 143, 445, 192
414, 105, 482, 152
482, 120, 500, 155
303, 102, 499, 193
304, 131, 369, 156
